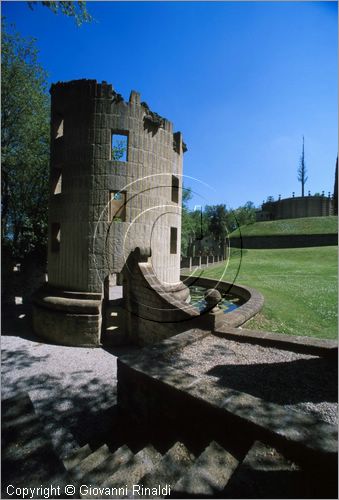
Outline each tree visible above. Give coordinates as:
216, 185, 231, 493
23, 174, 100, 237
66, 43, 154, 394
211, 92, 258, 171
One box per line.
27, 1, 92, 26
181, 199, 257, 256
112, 139, 127, 161
205, 204, 229, 240
298, 136, 308, 197
1, 20, 50, 262
181, 186, 193, 255
233, 201, 256, 227
333, 157, 338, 216
182, 185, 192, 209
180, 187, 210, 255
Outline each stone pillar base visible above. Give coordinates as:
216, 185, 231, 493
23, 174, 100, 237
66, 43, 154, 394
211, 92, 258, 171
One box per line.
32, 286, 102, 347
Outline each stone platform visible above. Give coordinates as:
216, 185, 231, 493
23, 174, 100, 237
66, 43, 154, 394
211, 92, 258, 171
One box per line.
117, 328, 338, 497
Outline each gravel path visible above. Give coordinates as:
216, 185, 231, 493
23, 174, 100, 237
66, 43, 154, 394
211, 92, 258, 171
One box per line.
1, 307, 121, 458
166, 335, 338, 425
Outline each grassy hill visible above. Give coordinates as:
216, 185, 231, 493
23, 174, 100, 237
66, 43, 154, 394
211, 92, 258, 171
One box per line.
184, 246, 337, 340
230, 216, 338, 238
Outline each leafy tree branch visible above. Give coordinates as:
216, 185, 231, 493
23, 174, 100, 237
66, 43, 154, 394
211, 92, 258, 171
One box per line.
27, 1, 92, 26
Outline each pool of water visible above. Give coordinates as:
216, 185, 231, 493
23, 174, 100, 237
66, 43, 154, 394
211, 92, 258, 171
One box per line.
188, 285, 244, 314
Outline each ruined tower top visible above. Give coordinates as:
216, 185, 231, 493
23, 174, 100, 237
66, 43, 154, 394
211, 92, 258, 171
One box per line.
48, 78, 187, 294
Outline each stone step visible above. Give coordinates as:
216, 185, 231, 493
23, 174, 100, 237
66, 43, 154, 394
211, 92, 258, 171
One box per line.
135, 441, 195, 499
70, 444, 111, 482
80, 445, 134, 498
2, 392, 78, 498
2, 392, 36, 426
99, 445, 162, 498
102, 329, 128, 347
222, 440, 308, 499
102, 304, 127, 345
173, 440, 239, 497
63, 444, 92, 471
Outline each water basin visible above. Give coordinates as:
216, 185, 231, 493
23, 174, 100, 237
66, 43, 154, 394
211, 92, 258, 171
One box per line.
188, 285, 244, 313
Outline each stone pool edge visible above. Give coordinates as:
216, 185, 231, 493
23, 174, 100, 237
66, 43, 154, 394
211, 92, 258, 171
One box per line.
181, 275, 265, 329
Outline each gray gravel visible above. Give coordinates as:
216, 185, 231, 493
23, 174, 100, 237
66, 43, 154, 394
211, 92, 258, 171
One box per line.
1, 310, 120, 458
166, 335, 338, 425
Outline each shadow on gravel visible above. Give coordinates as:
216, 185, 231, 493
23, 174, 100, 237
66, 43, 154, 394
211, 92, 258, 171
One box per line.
2, 355, 118, 456
1, 314, 155, 460
207, 357, 337, 405
1, 311, 119, 457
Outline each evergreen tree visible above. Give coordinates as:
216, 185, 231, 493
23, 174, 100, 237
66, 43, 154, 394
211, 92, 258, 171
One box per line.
298, 136, 308, 197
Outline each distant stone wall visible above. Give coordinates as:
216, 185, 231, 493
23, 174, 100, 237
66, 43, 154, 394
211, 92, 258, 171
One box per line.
230, 233, 338, 249
256, 195, 333, 221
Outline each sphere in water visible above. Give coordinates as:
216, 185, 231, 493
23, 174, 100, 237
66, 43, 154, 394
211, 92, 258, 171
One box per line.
204, 289, 222, 310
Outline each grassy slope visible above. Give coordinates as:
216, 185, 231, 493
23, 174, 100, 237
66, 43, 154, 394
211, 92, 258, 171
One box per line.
230, 216, 338, 238
189, 246, 337, 340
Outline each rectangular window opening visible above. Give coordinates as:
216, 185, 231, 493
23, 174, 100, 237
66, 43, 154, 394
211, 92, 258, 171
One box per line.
54, 114, 64, 140
51, 223, 61, 252
52, 169, 62, 195
109, 191, 126, 222
170, 227, 178, 254
112, 132, 128, 162
171, 175, 179, 203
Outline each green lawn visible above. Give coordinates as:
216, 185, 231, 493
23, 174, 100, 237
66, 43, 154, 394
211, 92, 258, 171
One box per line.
230, 216, 338, 238
187, 246, 337, 340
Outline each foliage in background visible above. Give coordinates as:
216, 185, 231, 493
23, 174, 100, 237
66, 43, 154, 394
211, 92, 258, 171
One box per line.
204, 204, 229, 240
181, 186, 195, 255
1, 20, 50, 262
112, 139, 127, 161
27, 1, 92, 25
181, 192, 256, 255
232, 201, 256, 229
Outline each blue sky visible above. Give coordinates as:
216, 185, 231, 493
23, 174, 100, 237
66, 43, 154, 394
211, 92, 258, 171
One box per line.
3, 1, 337, 210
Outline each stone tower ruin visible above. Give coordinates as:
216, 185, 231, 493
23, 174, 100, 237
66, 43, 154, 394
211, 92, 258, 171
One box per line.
33, 79, 200, 346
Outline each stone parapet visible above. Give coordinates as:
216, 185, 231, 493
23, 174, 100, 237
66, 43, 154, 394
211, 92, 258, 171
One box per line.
214, 325, 338, 358
117, 330, 337, 485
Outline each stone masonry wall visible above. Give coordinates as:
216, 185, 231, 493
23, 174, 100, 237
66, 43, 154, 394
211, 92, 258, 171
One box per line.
257, 196, 333, 221
48, 81, 93, 291
230, 233, 338, 249
48, 80, 185, 295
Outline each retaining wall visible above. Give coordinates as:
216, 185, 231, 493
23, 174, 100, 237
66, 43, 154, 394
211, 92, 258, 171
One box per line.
230, 233, 337, 249
117, 329, 338, 486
